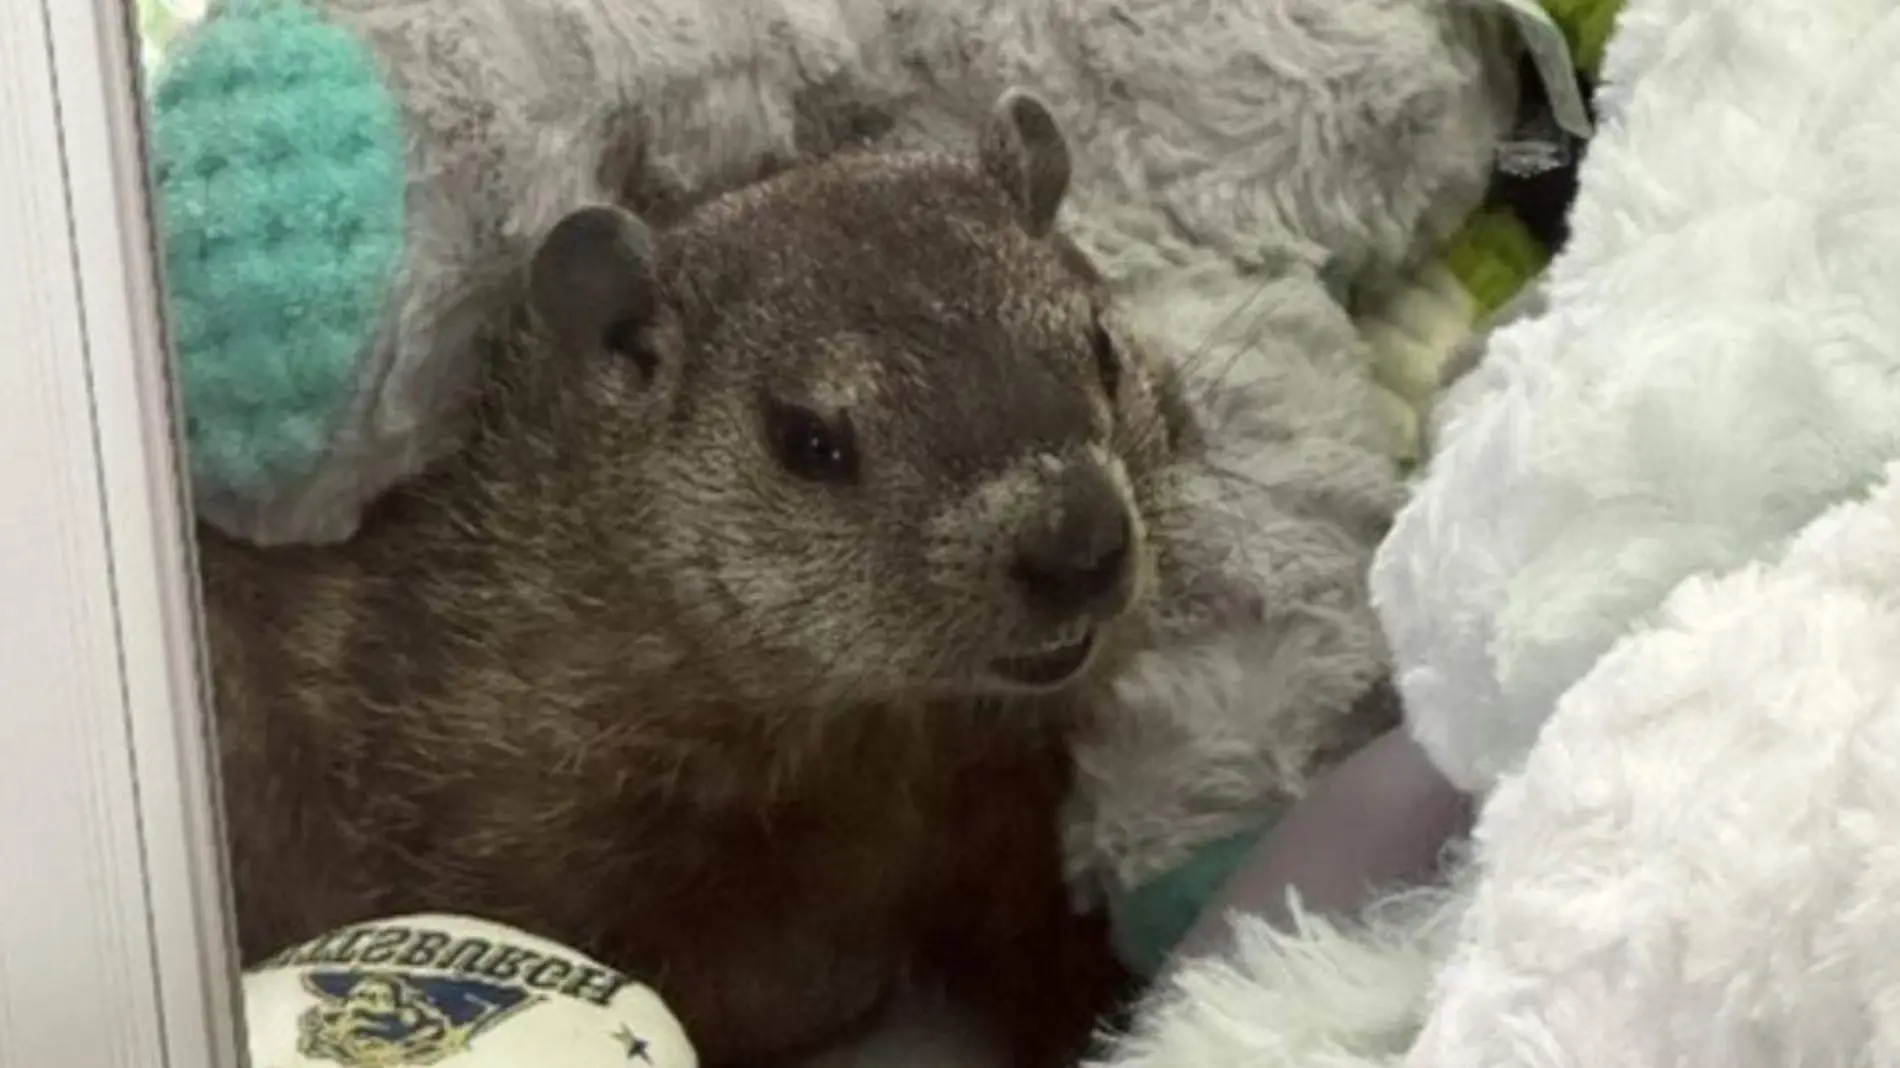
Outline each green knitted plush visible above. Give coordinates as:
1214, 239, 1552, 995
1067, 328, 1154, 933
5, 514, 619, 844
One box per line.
150, 0, 406, 498
1364, 208, 1550, 454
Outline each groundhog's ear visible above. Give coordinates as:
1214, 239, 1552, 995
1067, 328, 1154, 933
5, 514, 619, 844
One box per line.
979, 90, 1070, 238
529, 205, 663, 377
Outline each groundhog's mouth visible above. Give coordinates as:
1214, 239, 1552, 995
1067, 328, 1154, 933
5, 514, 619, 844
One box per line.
987, 628, 1099, 691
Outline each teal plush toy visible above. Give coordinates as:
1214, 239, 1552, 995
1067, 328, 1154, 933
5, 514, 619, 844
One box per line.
1107, 826, 1274, 977
153, 0, 405, 510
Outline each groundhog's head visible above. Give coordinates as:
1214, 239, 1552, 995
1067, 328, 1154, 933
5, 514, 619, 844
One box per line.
518, 92, 1187, 707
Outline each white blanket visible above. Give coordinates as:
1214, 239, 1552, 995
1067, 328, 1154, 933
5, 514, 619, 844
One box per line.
1100, 0, 1900, 1063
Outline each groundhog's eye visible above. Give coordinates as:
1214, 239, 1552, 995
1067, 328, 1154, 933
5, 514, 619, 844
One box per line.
766, 400, 859, 484
1091, 313, 1121, 398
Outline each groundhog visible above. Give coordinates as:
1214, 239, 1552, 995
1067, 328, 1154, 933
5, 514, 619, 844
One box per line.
200, 91, 1189, 1067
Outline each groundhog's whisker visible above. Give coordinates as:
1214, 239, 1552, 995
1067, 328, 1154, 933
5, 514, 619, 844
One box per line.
1175, 270, 1280, 391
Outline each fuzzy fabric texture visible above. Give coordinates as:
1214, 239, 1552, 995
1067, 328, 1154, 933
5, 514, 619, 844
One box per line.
1097, 0, 1900, 1063
1372, 0, 1900, 795
883, 0, 1512, 288
1094, 874, 1473, 1068
1075, 266, 1405, 977
152, 0, 407, 500
1407, 458, 1900, 1066
1069, 266, 1404, 891
1107, 471, 1900, 1068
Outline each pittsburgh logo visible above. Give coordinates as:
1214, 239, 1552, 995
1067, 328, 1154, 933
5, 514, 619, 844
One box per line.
296, 970, 537, 1067
260, 922, 634, 1008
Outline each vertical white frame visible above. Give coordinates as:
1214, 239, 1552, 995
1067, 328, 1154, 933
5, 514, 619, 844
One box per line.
0, 0, 244, 1065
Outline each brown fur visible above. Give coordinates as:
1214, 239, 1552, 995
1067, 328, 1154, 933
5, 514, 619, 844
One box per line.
202, 93, 1182, 1067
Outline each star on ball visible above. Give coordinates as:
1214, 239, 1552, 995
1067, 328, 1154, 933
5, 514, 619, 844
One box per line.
615, 1024, 654, 1063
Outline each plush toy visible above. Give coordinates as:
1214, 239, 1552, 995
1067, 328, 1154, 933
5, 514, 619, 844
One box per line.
243, 913, 696, 1067
148, 0, 1517, 1019
1357, 0, 1626, 467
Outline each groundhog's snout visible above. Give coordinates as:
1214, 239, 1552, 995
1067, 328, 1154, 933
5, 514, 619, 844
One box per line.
980, 460, 1141, 693
1010, 463, 1136, 622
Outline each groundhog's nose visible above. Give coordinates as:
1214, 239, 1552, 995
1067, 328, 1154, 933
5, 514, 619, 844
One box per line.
1010, 465, 1134, 619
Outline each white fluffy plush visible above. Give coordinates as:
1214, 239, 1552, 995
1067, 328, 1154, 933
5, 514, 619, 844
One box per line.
1414, 461, 1900, 1066
1097, 879, 1472, 1068
1372, 0, 1900, 794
